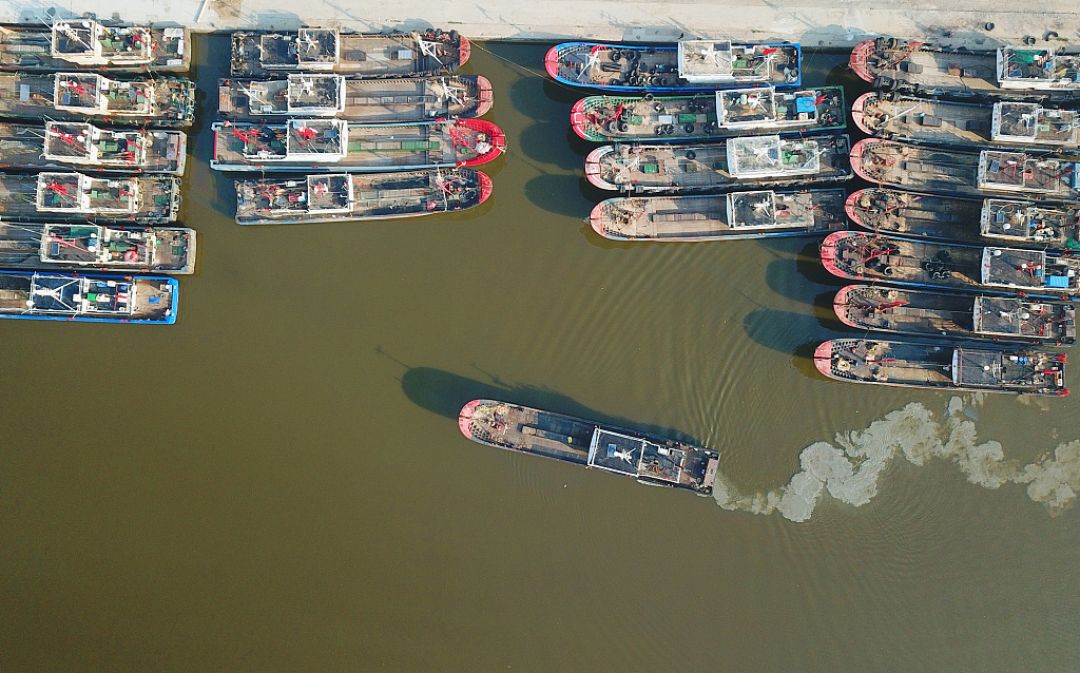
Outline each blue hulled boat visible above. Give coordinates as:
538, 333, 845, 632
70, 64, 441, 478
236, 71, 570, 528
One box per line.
0, 270, 178, 324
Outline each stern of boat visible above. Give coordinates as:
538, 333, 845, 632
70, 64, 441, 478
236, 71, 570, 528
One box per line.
570, 98, 591, 140
456, 118, 507, 167
832, 285, 861, 328
584, 146, 615, 190
458, 399, 482, 438
848, 138, 875, 183
849, 39, 877, 83
844, 190, 868, 226
477, 170, 493, 204
474, 75, 494, 117
544, 45, 562, 79
589, 200, 611, 238
820, 231, 852, 280
813, 341, 835, 378
849, 92, 875, 136
458, 36, 472, 67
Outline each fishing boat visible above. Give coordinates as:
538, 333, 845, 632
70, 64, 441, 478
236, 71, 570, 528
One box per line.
584, 134, 851, 193
230, 27, 469, 77
458, 400, 720, 495
571, 86, 844, 142
0, 19, 189, 72
0, 72, 195, 127
820, 231, 1080, 297
0, 172, 181, 223
546, 40, 801, 92
852, 93, 1080, 150
217, 74, 493, 121
813, 338, 1068, 396
849, 139, 1080, 202
0, 121, 186, 174
845, 188, 1080, 251
0, 270, 178, 324
0, 222, 195, 273
234, 169, 491, 225
589, 188, 846, 241
210, 118, 505, 173
850, 38, 1080, 102
834, 285, 1076, 345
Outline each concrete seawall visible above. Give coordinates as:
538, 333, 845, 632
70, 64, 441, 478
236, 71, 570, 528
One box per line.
2, 0, 1080, 47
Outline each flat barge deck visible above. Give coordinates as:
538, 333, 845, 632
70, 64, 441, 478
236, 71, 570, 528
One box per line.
0, 72, 195, 127
0, 222, 195, 273
0, 121, 186, 174
0, 171, 181, 223
0, 270, 178, 324
0, 20, 189, 72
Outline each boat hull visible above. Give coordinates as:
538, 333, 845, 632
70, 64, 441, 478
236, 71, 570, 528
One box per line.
0, 270, 178, 324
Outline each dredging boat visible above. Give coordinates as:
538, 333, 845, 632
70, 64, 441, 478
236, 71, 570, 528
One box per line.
0, 172, 181, 223
546, 39, 801, 92
0, 19, 189, 72
589, 188, 846, 241
571, 86, 845, 142
813, 338, 1068, 396
234, 169, 491, 225
850, 38, 1080, 102
584, 134, 851, 193
217, 74, 493, 121
458, 399, 720, 495
845, 188, 1080, 251
0, 72, 195, 127
0, 270, 178, 324
834, 284, 1076, 345
0, 122, 186, 174
230, 27, 469, 77
210, 118, 505, 173
850, 139, 1080, 202
852, 93, 1080, 150
0, 222, 195, 273
820, 231, 1080, 297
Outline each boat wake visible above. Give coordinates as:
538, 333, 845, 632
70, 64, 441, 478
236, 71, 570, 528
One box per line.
712, 397, 1080, 522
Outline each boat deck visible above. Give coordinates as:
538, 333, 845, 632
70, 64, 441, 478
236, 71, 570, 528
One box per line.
0, 271, 176, 322
0, 122, 186, 174
0, 22, 188, 72
0, 172, 180, 223
822, 231, 983, 289
0, 73, 195, 126
845, 189, 985, 242
0, 223, 194, 273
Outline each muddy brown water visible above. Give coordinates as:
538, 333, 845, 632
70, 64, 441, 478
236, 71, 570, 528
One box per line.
1, 37, 1078, 673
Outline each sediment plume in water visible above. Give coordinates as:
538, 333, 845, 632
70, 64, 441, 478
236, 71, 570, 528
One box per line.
713, 398, 1080, 522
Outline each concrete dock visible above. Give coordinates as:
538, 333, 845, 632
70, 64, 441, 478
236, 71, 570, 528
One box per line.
3, 0, 1080, 47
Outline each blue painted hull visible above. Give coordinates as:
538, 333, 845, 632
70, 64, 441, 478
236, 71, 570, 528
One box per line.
0, 271, 179, 324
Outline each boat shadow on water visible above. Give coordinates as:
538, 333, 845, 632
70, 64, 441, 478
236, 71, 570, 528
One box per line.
399, 364, 704, 445
523, 173, 598, 219
742, 308, 847, 379
764, 242, 844, 303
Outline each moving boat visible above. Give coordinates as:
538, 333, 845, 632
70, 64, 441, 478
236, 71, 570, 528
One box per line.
820, 231, 1080, 297
210, 118, 505, 172
217, 74, 493, 121
0, 72, 195, 127
589, 188, 846, 241
849, 138, 1080, 202
584, 134, 851, 193
0, 270, 178, 324
845, 188, 1080, 251
0, 222, 195, 273
571, 86, 844, 142
813, 338, 1068, 396
546, 40, 801, 92
850, 38, 1080, 102
234, 169, 491, 225
230, 27, 469, 77
0, 121, 186, 174
834, 284, 1076, 345
458, 399, 720, 495
852, 93, 1080, 150
0, 172, 181, 223
0, 19, 189, 72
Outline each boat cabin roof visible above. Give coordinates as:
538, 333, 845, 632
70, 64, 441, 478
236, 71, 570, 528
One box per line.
23, 272, 135, 315
953, 349, 1008, 387
35, 172, 138, 214
38, 224, 152, 266
977, 150, 1080, 197
287, 74, 344, 114
725, 190, 814, 229
998, 48, 1080, 89
973, 296, 1032, 336
51, 20, 152, 64
991, 102, 1079, 145
260, 28, 340, 69
980, 199, 1080, 243
715, 88, 818, 127
727, 135, 821, 178
677, 40, 787, 83
981, 246, 1080, 291
303, 174, 352, 212
53, 73, 153, 115
586, 429, 683, 484
43, 122, 144, 164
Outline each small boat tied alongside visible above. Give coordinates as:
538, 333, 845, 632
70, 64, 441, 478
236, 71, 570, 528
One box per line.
217, 74, 493, 122
458, 400, 720, 496
546, 40, 801, 92
571, 86, 844, 142
820, 231, 1080, 298
234, 169, 491, 225
584, 134, 852, 193
834, 285, 1076, 345
850, 37, 1080, 103
0, 72, 196, 127
0, 270, 178, 324
590, 188, 846, 241
814, 338, 1068, 396
210, 118, 506, 173
852, 93, 1080, 151
0, 19, 189, 72
0, 172, 181, 223
845, 189, 1080, 251
0, 223, 195, 274
850, 138, 1080, 202
230, 27, 469, 78
0, 121, 186, 175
